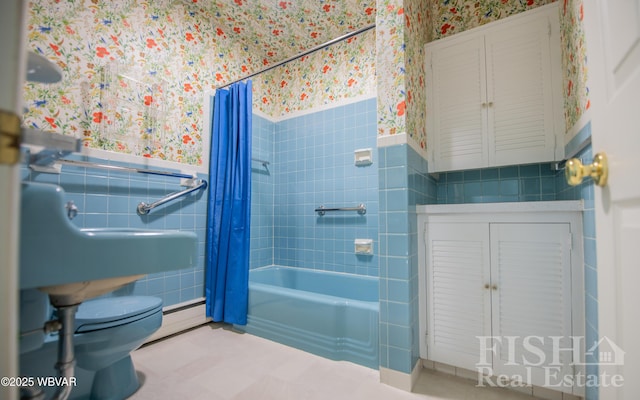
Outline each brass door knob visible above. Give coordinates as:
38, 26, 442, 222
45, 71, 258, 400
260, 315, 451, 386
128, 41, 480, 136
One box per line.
565, 152, 608, 187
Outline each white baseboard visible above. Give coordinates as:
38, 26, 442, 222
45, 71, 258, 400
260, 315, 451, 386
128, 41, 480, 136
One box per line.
380, 359, 423, 392
145, 301, 210, 344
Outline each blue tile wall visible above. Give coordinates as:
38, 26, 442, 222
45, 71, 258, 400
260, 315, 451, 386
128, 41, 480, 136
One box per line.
20, 155, 207, 308
555, 132, 598, 400
250, 114, 275, 269
436, 162, 558, 203
378, 143, 437, 373
267, 98, 379, 276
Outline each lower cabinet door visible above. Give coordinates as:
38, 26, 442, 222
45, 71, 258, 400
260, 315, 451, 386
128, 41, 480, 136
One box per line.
426, 222, 492, 371
489, 223, 574, 392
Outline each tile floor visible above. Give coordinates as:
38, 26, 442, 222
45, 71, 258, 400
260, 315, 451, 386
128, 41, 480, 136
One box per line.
129, 323, 544, 400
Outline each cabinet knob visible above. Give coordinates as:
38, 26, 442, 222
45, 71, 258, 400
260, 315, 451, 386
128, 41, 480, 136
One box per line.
484, 283, 490, 289
565, 152, 608, 187
492, 284, 498, 291
481, 103, 487, 108
488, 102, 494, 107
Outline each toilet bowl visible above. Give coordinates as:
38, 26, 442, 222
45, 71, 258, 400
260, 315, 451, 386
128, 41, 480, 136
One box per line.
20, 295, 163, 400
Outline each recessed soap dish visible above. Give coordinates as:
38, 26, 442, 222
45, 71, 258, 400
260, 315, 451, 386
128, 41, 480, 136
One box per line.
355, 239, 373, 255
354, 148, 373, 166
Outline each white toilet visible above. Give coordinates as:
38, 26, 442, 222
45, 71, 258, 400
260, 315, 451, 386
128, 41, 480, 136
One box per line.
20, 291, 162, 400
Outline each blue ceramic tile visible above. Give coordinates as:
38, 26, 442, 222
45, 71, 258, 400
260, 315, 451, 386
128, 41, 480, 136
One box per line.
481, 180, 499, 196
481, 168, 499, 180
521, 177, 541, 195
388, 324, 411, 349
500, 179, 519, 196
387, 301, 410, 326
464, 182, 482, 198
519, 164, 540, 177
464, 169, 481, 181
387, 279, 410, 303
388, 347, 412, 373
448, 171, 464, 183
499, 166, 519, 178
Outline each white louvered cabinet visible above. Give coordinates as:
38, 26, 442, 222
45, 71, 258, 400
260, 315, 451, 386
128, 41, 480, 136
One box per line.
425, 3, 563, 173
417, 202, 584, 395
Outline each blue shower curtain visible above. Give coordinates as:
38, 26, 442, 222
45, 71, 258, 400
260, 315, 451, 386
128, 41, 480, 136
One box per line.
205, 81, 252, 325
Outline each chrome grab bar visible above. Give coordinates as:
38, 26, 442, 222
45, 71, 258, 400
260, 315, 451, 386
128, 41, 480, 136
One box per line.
315, 203, 366, 216
137, 179, 207, 215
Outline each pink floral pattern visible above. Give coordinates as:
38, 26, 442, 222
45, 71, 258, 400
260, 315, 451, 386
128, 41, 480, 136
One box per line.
204, 0, 376, 72
24, 0, 588, 165
427, 0, 555, 41
24, 0, 375, 165
560, 0, 589, 131
254, 30, 376, 118
376, 0, 408, 137
404, 0, 430, 150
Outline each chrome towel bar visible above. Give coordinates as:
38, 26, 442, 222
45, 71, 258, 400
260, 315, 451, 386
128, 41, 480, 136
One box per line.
137, 179, 207, 215
315, 204, 366, 216
55, 159, 196, 179
251, 157, 270, 167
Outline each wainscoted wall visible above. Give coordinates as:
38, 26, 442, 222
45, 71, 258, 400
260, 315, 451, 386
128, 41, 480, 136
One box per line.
20, 157, 207, 307
251, 99, 380, 276
378, 144, 436, 373
555, 131, 598, 400
435, 163, 558, 204
272, 98, 379, 276
250, 114, 275, 270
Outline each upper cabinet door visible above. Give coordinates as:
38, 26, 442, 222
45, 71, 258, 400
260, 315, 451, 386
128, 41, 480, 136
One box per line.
427, 35, 488, 172
485, 11, 562, 167
426, 3, 563, 173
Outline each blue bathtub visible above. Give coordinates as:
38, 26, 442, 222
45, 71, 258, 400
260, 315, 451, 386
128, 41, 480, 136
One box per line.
236, 266, 379, 369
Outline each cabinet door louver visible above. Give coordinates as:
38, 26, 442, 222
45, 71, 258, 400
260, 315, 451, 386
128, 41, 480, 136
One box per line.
428, 36, 488, 172
427, 223, 491, 371
485, 18, 556, 166
490, 223, 573, 387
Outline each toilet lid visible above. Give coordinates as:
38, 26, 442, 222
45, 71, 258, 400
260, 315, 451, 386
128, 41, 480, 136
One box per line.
74, 296, 162, 332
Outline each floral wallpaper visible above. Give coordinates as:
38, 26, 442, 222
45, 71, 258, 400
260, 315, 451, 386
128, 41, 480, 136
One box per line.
375, 0, 407, 137
201, 0, 376, 79
24, 0, 588, 165
24, 0, 245, 165
426, 0, 556, 42
404, 0, 429, 150
253, 29, 376, 119
560, 0, 589, 131
23, 0, 377, 165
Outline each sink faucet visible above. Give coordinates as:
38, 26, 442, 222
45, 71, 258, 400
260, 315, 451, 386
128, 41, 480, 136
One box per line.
65, 201, 78, 220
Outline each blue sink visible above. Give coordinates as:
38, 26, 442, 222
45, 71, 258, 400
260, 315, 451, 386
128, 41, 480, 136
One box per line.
20, 182, 197, 304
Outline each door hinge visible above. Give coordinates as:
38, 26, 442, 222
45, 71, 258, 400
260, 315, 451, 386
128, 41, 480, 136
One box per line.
568, 233, 573, 251
548, 21, 552, 37
0, 109, 22, 165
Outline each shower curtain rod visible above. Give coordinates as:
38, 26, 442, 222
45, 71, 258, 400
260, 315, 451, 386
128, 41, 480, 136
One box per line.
216, 23, 376, 90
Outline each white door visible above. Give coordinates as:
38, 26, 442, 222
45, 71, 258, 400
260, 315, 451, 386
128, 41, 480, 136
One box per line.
583, 2, 640, 399
0, 1, 26, 400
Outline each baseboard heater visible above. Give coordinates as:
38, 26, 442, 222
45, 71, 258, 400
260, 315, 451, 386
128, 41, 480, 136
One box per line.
145, 297, 210, 343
